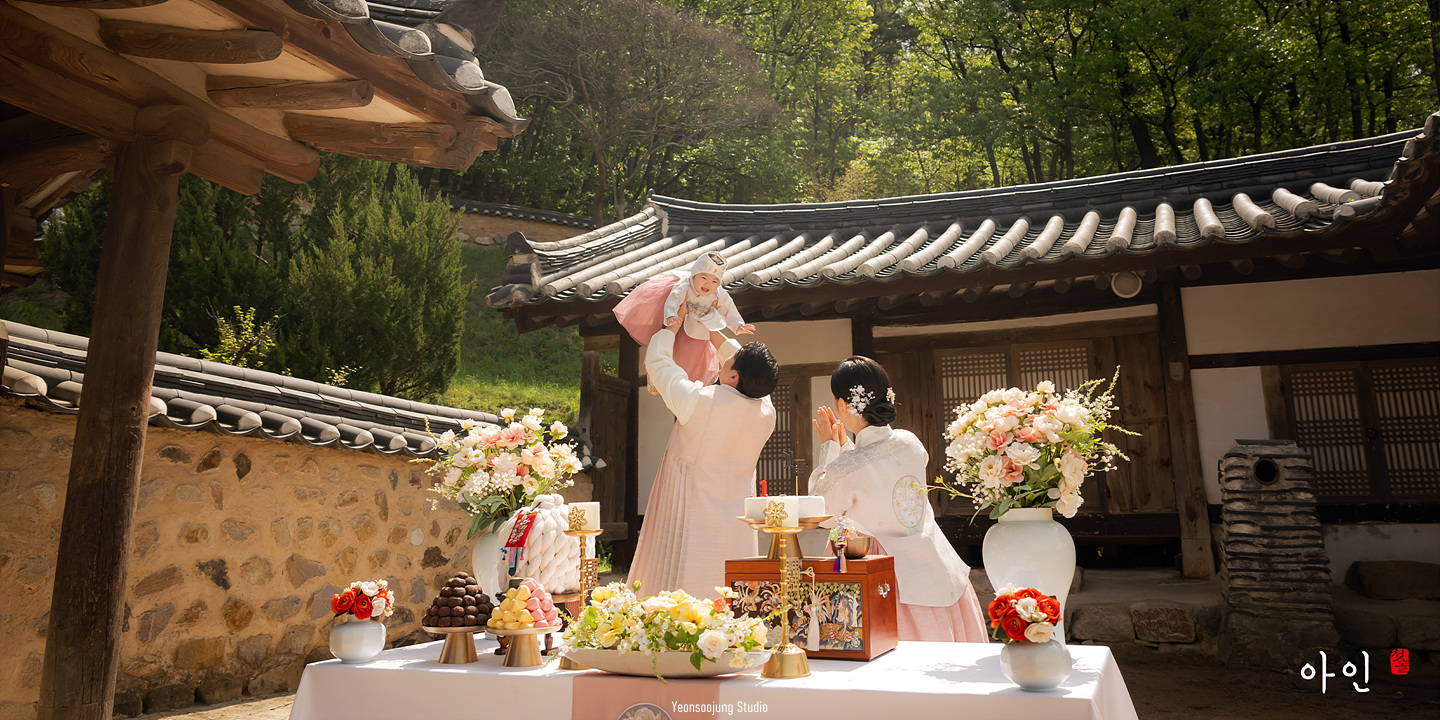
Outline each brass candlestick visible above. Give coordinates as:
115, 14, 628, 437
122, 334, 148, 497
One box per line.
558, 528, 602, 671
760, 526, 810, 679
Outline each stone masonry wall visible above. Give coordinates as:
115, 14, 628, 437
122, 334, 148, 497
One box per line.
454, 212, 586, 246
0, 399, 482, 719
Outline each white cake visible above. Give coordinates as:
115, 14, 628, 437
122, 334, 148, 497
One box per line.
744, 495, 825, 520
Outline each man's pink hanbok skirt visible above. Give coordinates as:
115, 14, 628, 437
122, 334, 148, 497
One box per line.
870, 537, 990, 643
613, 274, 719, 383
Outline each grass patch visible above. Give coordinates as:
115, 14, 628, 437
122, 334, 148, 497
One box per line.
438, 244, 583, 425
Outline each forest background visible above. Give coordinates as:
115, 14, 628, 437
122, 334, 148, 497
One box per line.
1, 0, 1436, 422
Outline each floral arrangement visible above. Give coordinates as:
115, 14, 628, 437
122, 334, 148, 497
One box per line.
330, 580, 394, 621
419, 408, 582, 537
936, 372, 1131, 518
561, 582, 768, 678
988, 585, 1062, 644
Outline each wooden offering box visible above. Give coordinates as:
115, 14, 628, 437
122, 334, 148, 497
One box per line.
725, 555, 898, 661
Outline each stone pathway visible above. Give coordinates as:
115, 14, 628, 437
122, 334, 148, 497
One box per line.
127, 693, 293, 720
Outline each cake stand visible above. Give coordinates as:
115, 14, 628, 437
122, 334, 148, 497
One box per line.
420, 625, 481, 664
485, 626, 553, 667
737, 515, 832, 559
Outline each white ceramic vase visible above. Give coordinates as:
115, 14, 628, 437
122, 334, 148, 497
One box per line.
472, 529, 505, 593
1000, 639, 1073, 691
982, 507, 1076, 632
329, 617, 385, 664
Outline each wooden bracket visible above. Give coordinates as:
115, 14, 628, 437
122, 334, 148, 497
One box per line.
135, 105, 210, 175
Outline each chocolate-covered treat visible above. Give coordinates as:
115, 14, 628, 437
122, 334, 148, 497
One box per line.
426, 572, 494, 629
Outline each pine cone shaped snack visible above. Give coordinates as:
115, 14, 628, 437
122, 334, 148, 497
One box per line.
422, 571, 494, 629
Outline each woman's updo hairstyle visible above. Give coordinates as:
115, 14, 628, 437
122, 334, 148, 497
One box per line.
830, 356, 897, 427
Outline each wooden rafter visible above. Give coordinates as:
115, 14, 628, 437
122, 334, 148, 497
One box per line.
17, 0, 169, 7
283, 114, 458, 150
97, 19, 283, 64
0, 3, 319, 184
206, 76, 373, 109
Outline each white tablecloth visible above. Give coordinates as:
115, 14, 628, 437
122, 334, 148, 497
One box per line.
290, 636, 1138, 720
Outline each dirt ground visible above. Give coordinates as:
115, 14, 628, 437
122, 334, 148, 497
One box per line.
133, 643, 1440, 720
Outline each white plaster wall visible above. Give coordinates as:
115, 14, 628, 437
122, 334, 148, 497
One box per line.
1324, 524, 1440, 581
635, 318, 852, 514
1183, 270, 1440, 355
636, 390, 674, 510
1191, 367, 1272, 504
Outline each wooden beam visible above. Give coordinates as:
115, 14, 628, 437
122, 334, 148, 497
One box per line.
1156, 278, 1217, 580
284, 114, 458, 151
37, 106, 203, 720
206, 76, 373, 109
98, 20, 282, 64
189, 140, 265, 195
0, 129, 112, 188
16, 0, 169, 7
851, 311, 873, 358
875, 315, 1159, 353
0, 188, 12, 294
1053, 277, 1073, 294
1006, 281, 1035, 298
0, 4, 318, 182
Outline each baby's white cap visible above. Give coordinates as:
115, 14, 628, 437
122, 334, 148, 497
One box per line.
689, 251, 726, 278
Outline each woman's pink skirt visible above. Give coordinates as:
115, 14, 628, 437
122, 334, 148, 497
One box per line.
871, 537, 990, 643
613, 275, 719, 384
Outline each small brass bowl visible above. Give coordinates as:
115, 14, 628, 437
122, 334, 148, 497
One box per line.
831, 535, 871, 559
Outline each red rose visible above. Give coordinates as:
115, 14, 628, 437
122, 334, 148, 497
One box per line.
1037, 596, 1061, 622
352, 593, 374, 620
331, 588, 356, 615
987, 598, 1010, 628
1012, 588, 1043, 602
1000, 611, 1028, 643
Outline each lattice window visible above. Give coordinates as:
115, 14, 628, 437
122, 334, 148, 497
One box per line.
1287, 368, 1371, 498
757, 378, 798, 495
937, 349, 1008, 421
1371, 362, 1440, 499
1284, 358, 1440, 502
1017, 343, 1092, 393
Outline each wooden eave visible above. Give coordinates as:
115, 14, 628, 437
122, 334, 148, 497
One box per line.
0, 0, 523, 280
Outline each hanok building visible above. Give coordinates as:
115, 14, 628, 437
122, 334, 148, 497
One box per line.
491, 117, 1440, 580
0, 0, 524, 716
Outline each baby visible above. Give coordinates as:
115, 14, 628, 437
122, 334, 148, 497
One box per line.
662, 252, 753, 344
613, 251, 755, 389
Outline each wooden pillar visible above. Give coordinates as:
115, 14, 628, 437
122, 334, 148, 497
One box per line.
1, 188, 12, 363
615, 334, 641, 572
38, 106, 208, 720
850, 309, 874, 358
1157, 277, 1218, 580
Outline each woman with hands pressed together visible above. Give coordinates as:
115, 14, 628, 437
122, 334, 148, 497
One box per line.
808, 356, 989, 642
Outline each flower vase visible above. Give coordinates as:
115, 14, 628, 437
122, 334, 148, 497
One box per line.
472, 529, 505, 593
1000, 639, 1073, 691
329, 617, 385, 664
982, 508, 1075, 636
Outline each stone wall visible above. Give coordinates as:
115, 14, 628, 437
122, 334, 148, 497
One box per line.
0, 399, 484, 719
454, 212, 586, 246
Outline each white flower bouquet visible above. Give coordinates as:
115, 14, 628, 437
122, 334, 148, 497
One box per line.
419, 408, 581, 537
561, 582, 768, 679
936, 372, 1132, 518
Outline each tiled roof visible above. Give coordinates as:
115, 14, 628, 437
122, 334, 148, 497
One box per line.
284, 0, 526, 134
489, 114, 1439, 310
449, 198, 596, 229
1, 321, 601, 468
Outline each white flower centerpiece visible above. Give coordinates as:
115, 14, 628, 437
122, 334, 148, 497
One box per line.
419, 408, 582, 538
936, 373, 1134, 619
560, 582, 770, 680
936, 373, 1131, 519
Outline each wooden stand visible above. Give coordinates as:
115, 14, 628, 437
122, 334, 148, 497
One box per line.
726, 555, 898, 662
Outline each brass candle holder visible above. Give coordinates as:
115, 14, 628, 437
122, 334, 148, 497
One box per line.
558, 527, 602, 671
737, 515, 832, 560
759, 525, 810, 679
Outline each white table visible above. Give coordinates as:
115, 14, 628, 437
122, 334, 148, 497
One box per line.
291, 636, 1138, 720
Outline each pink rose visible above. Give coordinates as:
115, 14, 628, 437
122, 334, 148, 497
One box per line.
496, 426, 527, 449
1015, 426, 1044, 444
1001, 459, 1024, 485
986, 430, 1012, 451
